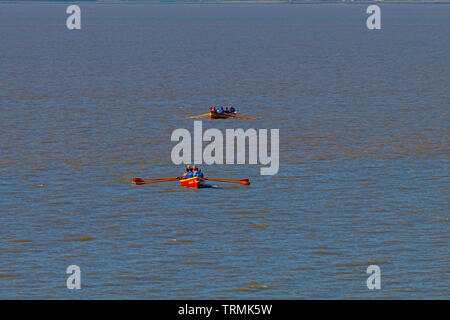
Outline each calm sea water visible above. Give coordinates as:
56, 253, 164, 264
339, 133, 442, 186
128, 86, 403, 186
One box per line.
0, 3, 448, 299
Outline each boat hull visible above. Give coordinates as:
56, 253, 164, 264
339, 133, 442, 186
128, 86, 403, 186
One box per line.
210, 112, 235, 119
179, 177, 205, 188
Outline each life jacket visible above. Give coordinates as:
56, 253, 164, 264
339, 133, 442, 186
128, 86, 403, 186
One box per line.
185, 172, 193, 179
197, 171, 204, 178
193, 170, 199, 177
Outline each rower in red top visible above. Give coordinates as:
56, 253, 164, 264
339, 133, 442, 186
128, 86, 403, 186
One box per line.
229, 106, 236, 114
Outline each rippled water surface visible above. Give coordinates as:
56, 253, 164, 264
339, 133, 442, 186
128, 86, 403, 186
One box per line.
0, 3, 449, 299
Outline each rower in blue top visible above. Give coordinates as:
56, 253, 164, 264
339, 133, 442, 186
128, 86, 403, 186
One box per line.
181, 165, 204, 179
181, 165, 192, 179
185, 169, 194, 178
193, 166, 204, 178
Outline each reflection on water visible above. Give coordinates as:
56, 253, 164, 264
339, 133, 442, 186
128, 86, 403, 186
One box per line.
0, 3, 448, 299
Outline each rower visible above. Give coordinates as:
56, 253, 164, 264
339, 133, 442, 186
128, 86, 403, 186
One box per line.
186, 167, 194, 178
218, 107, 225, 115
224, 107, 230, 114
229, 106, 236, 114
192, 165, 198, 177
182, 165, 191, 179
192, 166, 204, 178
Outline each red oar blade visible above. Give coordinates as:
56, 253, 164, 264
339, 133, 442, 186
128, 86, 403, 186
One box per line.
132, 177, 149, 185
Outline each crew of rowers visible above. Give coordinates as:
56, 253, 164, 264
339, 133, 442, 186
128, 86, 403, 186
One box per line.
209, 106, 236, 115
180, 165, 204, 179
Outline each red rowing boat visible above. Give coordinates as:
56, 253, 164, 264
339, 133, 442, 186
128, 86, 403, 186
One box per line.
133, 176, 249, 188
179, 176, 205, 189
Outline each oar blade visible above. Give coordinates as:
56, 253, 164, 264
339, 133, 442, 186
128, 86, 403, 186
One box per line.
133, 179, 147, 186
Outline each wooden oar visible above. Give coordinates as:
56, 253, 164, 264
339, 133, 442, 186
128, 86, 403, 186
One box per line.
133, 177, 179, 182
229, 113, 260, 120
187, 113, 210, 119
133, 177, 179, 185
204, 178, 250, 185
224, 105, 260, 120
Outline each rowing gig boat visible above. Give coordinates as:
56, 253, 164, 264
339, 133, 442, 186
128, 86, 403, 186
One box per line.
179, 176, 205, 188
210, 112, 235, 119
